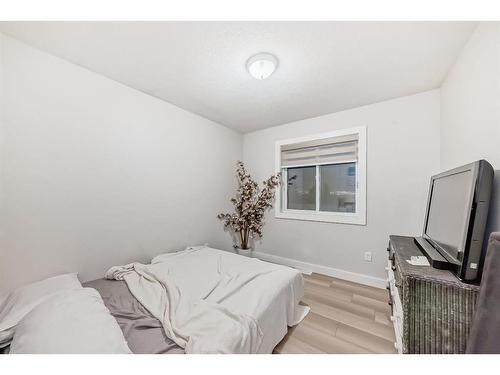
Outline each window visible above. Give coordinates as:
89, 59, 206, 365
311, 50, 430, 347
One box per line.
286, 166, 316, 211
275, 126, 366, 225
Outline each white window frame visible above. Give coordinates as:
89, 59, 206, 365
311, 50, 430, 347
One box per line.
275, 126, 366, 225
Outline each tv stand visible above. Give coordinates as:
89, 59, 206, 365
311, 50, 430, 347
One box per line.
387, 235, 479, 353
413, 237, 455, 270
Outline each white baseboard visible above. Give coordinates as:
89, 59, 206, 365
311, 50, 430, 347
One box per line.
253, 251, 387, 289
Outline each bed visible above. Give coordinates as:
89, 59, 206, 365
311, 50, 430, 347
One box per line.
86, 246, 307, 354
0, 246, 307, 354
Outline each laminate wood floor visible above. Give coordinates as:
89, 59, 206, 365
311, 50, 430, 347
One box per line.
274, 273, 397, 354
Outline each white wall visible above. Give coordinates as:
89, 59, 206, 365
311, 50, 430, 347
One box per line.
0, 35, 242, 293
243, 90, 441, 283
0, 35, 4, 277
440, 23, 500, 169
440, 23, 500, 239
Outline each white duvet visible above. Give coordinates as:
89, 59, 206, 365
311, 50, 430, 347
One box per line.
106, 246, 308, 353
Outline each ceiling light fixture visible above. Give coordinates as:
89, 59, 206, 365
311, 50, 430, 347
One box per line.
246, 53, 278, 80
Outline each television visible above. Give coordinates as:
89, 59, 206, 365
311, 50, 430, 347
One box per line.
415, 160, 494, 282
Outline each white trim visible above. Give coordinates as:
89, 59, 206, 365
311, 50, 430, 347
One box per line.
275, 210, 365, 225
275, 126, 367, 226
315, 164, 320, 213
253, 251, 386, 289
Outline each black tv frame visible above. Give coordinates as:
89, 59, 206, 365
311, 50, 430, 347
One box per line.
417, 159, 493, 282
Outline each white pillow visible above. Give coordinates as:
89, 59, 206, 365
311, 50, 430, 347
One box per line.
10, 288, 131, 354
0, 273, 82, 347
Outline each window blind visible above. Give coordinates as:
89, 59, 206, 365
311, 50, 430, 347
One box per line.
281, 133, 358, 168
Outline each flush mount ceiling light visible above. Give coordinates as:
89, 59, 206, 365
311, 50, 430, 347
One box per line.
246, 53, 278, 80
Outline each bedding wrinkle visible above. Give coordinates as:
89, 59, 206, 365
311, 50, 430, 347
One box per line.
107, 248, 265, 353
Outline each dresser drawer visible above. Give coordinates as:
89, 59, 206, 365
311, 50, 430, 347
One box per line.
390, 284, 403, 334
386, 260, 404, 353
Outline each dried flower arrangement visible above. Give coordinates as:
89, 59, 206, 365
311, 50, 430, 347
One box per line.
217, 161, 281, 250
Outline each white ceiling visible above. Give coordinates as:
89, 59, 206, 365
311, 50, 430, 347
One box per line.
0, 22, 476, 133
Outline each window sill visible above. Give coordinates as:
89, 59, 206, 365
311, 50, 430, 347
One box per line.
275, 211, 366, 225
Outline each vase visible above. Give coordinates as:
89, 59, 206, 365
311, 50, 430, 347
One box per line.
235, 246, 253, 257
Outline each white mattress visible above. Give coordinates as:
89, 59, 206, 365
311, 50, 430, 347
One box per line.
213, 251, 307, 353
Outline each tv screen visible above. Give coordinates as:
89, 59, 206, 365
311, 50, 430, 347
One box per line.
424, 170, 474, 262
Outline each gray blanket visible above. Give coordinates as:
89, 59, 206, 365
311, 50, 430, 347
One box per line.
83, 279, 183, 354
466, 232, 500, 354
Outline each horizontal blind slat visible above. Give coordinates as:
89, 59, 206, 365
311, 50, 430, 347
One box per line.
282, 154, 356, 167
